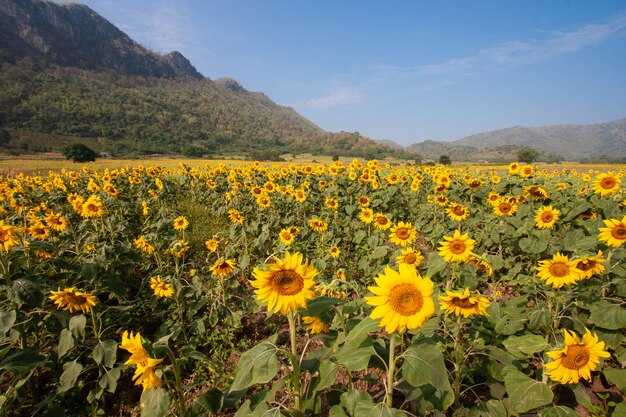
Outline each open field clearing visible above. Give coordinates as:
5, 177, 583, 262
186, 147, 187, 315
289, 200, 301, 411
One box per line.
0, 160, 624, 416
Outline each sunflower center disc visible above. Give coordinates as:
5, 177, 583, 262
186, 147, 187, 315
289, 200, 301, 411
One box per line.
451, 297, 475, 308
389, 284, 423, 316
450, 241, 466, 255
404, 253, 417, 264
612, 225, 626, 239
541, 213, 553, 222
562, 345, 590, 369
500, 204, 511, 213
396, 228, 409, 239
273, 270, 304, 296
66, 293, 87, 305
601, 178, 616, 189
549, 262, 569, 277
453, 206, 465, 216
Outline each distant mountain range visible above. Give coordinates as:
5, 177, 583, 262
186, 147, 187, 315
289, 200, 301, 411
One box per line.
0, 0, 396, 159
402, 118, 626, 162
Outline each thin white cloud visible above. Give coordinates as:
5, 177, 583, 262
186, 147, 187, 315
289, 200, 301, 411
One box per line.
299, 87, 365, 109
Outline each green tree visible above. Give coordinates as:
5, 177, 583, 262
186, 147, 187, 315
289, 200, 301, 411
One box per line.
62, 143, 98, 162
517, 147, 539, 163
439, 154, 452, 165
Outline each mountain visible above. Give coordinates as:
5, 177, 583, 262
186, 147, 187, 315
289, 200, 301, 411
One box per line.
0, 0, 396, 159
0, 0, 202, 78
406, 119, 626, 162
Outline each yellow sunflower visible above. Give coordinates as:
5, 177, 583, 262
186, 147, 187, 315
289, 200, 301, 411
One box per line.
49, 287, 98, 313
119, 331, 163, 392
250, 251, 317, 315
210, 258, 237, 278
205, 238, 218, 252
592, 172, 620, 196
228, 209, 244, 224
598, 216, 626, 247
447, 203, 469, 221
545, 328, 610, 384
389, 221, 417, 247
28, 222, 50, 240
279, 228, 295, 245
359, 207, 374, 224
493, 199, 517, 217
81, 195, 104, 218
574, 251, 606, 279
325, 198, 339, 210
397, 247, 424, 269
45, 212, 69, 232
328, 246, 341, 258
309, 218, 328, 232
373, 213, 392, 230
534, 205, 560, 229
365, 264, 435, 334
173, 216, 189, 231
465, 253, 494, 276
536, 253, 583, 288
302, 316, 330, 334
438, 230, 475, 263
438, 288, 490, 317
149, 276, 174, 298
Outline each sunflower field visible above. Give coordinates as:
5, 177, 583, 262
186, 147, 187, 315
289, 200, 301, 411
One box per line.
0, 160, 625, 417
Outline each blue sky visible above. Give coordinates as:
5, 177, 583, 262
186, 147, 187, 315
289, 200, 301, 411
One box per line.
73, 0, 626, 146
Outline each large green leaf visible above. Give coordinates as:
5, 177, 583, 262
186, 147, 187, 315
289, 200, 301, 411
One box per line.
58, 360, 83, 393
469, 400, 507, 417
57, 329, 74, 359
69, 315, 86, 341
613, 402, 626, 417
604, 368, 626, 393
340, 390, 372, 417
401, 338, 454, 409
519, 236, 548, 254
140, 388, 172, 417
538, 405, 578, 417
353, 401, 405, 417
0, 310, 16, 337
334, 337, 374, 372
98, 367, 121, 393
229, 334, 279, 392
0, 348, 46, 374
502, 334, 549, 359
503, 368, 553, 413
92, 339, 117, 368
189, 388, 223, 416
308, 360, 339, 394
588, 301, 626, 330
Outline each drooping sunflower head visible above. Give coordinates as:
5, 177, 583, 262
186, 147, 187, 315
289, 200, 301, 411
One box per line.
598, 216, 626, 247
438, 230, 475, 263
49, 287, 98, 314
536, 253, 583, 288
250, 251, 317, 315
309, 218, 328, 232
465, 253, 493, 276
302, 316, 330, 335
545, 328, 610, 384
365, 264, 435, 334
592, 172, 620, 196
574, 251, 606, 279
525, 185, 548, 200
389, 221, 418, 247
438, 288, 490, 318
534, 205, 560, 229
210, 258, 237, 279
149, 276, 174, 298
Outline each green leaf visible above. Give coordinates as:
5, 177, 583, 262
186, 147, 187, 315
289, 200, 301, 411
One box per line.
538, 405, 578, 417
502, 334, 549, 359
302, 296, 341, 317
335, 337, 374, 372
469, 400, 507, 417
401, 338, 454, 409
80, 263, 100, 281
140, 388, 172, 417
371, 246, 388, 259
353, 401, 405, 417
0, 310, 16, 336
330, 404, 350, 417
0, 348, 46, 374
494, 312, 526, 335
613, 402, 626, 417
58, 360, 83, 393
588, 301, 626, 330
426, 252, 446, 277
10, 277, 44, 308
190, 388, 223, 416
69, 315, 86, 341
229, 334, 279, 392
503, 368, 553, 413
309, 360, 339, 394
98, 367, 121, 393
519, 236, 548, 254
563, 203, 592, 222
340, 390, 372, 417
57, 329, 74, 359
93, 339, 117, 368
604, 368, 626, 393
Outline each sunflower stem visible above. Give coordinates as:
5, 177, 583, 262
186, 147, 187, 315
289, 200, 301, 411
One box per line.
287, 312, 302, 413
452, 315, 464, 409
386, 333, 397, 407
